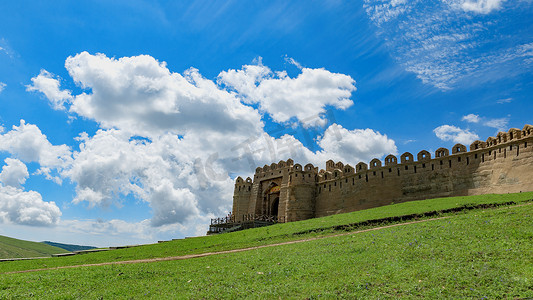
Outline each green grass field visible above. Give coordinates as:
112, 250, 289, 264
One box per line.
0, 235, 69, 260
0, 192, 532, 298
0, 192, 531, 274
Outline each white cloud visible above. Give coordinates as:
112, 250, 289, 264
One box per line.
26, 70, 73, 110
65, 128, 232, 227
0, 82, 5, 93
434, 125, 479, 144
284, 55, 303, 69
0, 186, 61, 226
461, 113, 510, 131
218, 63, 356, 126
0, 158, 29, 188
460, 0, 505, 14
65, 52, 263, 138
483, 117, 509, 131
0, 120, 72, 173
462, 113, 480, 123
150, 180, 200, 227
16, 53, 396, 235
496, 97, 512, 104
317, 124, 398, 163
364, 1, 533, 89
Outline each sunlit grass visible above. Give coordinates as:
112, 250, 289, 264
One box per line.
0, 192, 531, 275
1, 203, 531, 298
0, 235, 68, 259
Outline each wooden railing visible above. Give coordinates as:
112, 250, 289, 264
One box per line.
210, 214, 284, 225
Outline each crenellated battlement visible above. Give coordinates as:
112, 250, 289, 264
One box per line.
312, 125, 533, 183
232, 125, 533, 225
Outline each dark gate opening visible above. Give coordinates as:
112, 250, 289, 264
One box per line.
272, 197, 279, 217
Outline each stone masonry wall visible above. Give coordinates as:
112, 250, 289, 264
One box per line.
233, 125, 533, 223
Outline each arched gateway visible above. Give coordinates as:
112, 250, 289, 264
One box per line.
261, 183, 280, 218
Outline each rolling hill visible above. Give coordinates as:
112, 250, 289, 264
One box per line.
0, 235, 68, 259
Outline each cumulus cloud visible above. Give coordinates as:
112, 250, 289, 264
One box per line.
0, 120, 72, 181
18, 52, 396, 233
218, 63, 356, 126
26, 70, 73, 110
150, 181, 200, 227
0, 158, 29, 188
434, 125, 479, 144
317, 124, 398, 163
0, 82, 5, 93
64, 128, 232, 226
65, 52, 263, 138
462, 113, 481, 123
0, 186, 61, 226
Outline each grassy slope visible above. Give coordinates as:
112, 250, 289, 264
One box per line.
0, 235, 68, 259
0, 192, 531, 273
1, 201, 531, 298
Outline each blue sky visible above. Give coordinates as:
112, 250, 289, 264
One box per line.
0, 0, 531, 247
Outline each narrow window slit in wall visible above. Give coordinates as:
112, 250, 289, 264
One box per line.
458, 157, 461, 162
449, 160, 452, 168
422, 163, 426, 168
432, 164, 435, 170
482, 154, 484, 163
517, 145, 519, 156
389, 168, 392, 172
414, 166, 417, 173
397, 169, 400, 176
466, 157, 469, 165
365, 174, 368, 182
329, 185, 331, 192
373, 171, 376, 176
352, 178, 355, 185
381, 171, 384, 178
504, 149, 506, 159
440, 160, 443, 166
405, 166, 408, 170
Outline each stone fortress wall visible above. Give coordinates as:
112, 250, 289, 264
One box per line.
232, 125, 533, 223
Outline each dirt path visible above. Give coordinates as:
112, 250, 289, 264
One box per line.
3, 216, 452, 275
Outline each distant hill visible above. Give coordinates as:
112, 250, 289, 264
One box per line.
42, 241, 97, 252
0, 235, 68, 259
